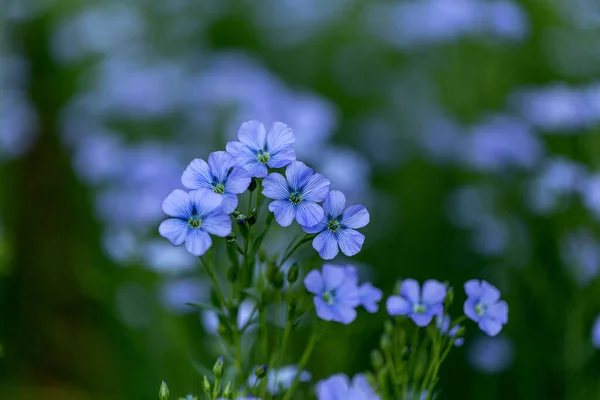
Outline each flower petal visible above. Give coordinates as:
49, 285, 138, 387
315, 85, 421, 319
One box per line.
237, 120, 267, 150
162, 189, 193, 219
314, 297, 335, 321
412, 313, 434, 327
296, 201, 324, 227
322, 264, 346, 291
487, 300, 509, 324
181, 159, 212, 190
202, 211, 232, 237
480, 280, 501, 304
316, 375, 350, 400
301, 220, 327, 234
400, 279, 421, 303
268, 146, 296, 169
337, 229, 365, 257
422, 280, 447, 306
208, 151, 235, 183
225, 167, 252, 194
312, 230, 339, 260
159, 218, 188, 245
191, 189, 223, 216
359, 282, 383, 313
184, 228, 212, 256
302, 173, 330, 202
386, 295, 411, 316
285, 161, 314, 191
323, 190, 346, 217
268, 200, 296, 227
464, 279, 482, 298
266, 122, 296, 168
479, 318, 503, 337
262, 173, 290, 200
330, 303, 357, 324
304, 270, 325, 294
463, 297, 480, 322
343, 266, 359, 284
220, 192, 238, 214
341, 205, 370, 229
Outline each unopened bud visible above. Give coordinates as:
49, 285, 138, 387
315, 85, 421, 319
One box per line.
213, 356, 224, 378
202, 376, 211, 393
222, 382, 232, 399
236, 214, 247, 225
248, 178, 258, 192
159, 381, 170, 400
287, 263, 299, 283
370, 349, 385, 370
227, 266, 238, 282
445, 285, 454, 307
226, 233, 236, 244
380, 334, 392, 351
255, 364, 268, 379
271, 270, 285, 289
247, 215, 257, 226
384, 320, 394, 336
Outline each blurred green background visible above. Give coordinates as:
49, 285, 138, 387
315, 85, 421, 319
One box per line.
3, 0, 600, 398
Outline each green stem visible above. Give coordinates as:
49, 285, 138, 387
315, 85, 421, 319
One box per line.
280, 234, 313, 265
200, 256, 227, 308
384, 350, 402, 399
282, 327, 321, 400
212, 377, 220, 400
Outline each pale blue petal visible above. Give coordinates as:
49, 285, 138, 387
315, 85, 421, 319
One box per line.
454, 337, 465, 347
335, 280, 361, 306
225, 167, 252, 194
202, 212, 232, 237
285, 161, 314, 191
480, 280, 501, 304
301, 220, 327, 234
322, 264, 346, 291
237, 120, 267, 150
312, 230, 339, 260
268, 200, 296, 227
412, 313, 434, 327
159, 218, 188, 246
302, 173, 330, 202
316, 375, 350, 400
463, 298, 480, 322
181, 159, 212, 190
400, 279, 421, 304
191, 189, 223, 216
343, 266, 359, 285
479, 318, 503, 337
162, 189, 193, 218
487, 300, 509, 324
337, 229, 365, 257
268, 146, 296, 168
341, 205, 370, 229
266, 122, 295, 154
296, 201, 324, 227
304, 270, 325, 294
220, 192, 238, 214
226, 140, 268, 178
386, 295, 411, 316
208, 151, 235, 183
314, 297, 335, 321
330, 303, 357, 324
422, 280, 446, 306
352, 374, 378, 397
359, 283, 383, 313
323, 190, 346, 217
185, 229, 212, 256
262, 173, 290, 200
464, 279, 482, 298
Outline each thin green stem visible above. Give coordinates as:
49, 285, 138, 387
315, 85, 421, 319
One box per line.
212, 377, 220, 400
200, 256, 227, 308
282, 327, 321, 400
384, 350, 402, 399
280, 234, 313, 265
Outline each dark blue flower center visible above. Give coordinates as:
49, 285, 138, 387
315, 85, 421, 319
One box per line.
188, 215, 202, 228
257, 149, 270, 164
475, 302, 487, 316
412, 303, 426, 314
213, 183, 225, 194
322, 290, 336, 305
327, 218, 341, 232
289, 191, 303, 204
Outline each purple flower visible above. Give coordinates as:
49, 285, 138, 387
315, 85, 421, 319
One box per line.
343, 265, 383, 313
304, 264, 360, 324
463, 280, 508, 337
226, 120, 296, 178
437, 314, 464, 347
591, 315, 600, 349
302, 190, 370, 260
386, 279, 446, 327
262, 161, 330, 227
316, 374, 379, 400
158, 190, 231, 256
181, 151, 251, 214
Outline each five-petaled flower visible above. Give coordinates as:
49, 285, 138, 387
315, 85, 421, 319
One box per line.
226, 120, 296, 178
316, 373, 380, 400
262, 161, 330, 227
437, 314, 464, 347
302, 190, 370, 260
463, 279, 508, 337
386, 279, 447, 327
158, 190, 231, 256
304, 264, 360, 324
181, 151, 251, 214
343, 265, 383, 313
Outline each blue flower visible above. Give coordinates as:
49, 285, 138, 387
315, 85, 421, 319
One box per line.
262, 161, 330, 227
304, 264, 360, 324
159, 190, 232, 256
463, 279, 508, 337
181, 151, 251, 214
247, 365, 311, 395
386, 279, 446, 327
226, 120, 296, 178
343, 265, 383, 313
316, 374, 379, 400
436, 314, 464, 347
302, 190, 370, 260
592, 314, 600, 349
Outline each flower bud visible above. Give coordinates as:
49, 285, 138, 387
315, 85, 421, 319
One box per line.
222, 382, 232, 399
226, 233, 236, 244
202, 376, 211, 393
370, 349, 385, 370
247, 208, 257, 226
271, 270, 285, 289
384, 320, 394, 336
287, 263, 299, 284
380, 334, 392, 351
255, 364, 268, 379
236, 214, 247, 225
227, 266, 238, 283
159, 381, 170, 400
445, 285, 454, 307
248, 178, 258, 192
213, 356, 224, 378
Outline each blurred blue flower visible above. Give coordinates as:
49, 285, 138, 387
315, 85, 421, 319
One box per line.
158, 190, 231, 256
316, 373, 379, 400
527, 157, 584, 215
592, 315, 600, 349
247, 365, 311, 395
262, 161, 330, 227
182, 151, 251, 214
436, 314, 465, 347
464, 280, 508, 336
304, 264, 360, 324
302, 190, 370, 259
560, 228, 600, 287
342, 265, 383, 313
468, 334, 514, 374
226, 120, 296, 178
386, 279, 446, 327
